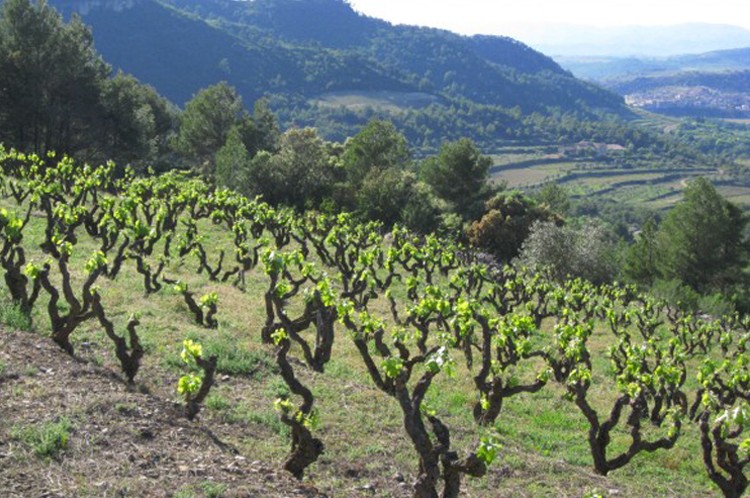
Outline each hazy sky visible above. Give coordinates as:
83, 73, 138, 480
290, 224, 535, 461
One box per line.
347, 0, 750, 38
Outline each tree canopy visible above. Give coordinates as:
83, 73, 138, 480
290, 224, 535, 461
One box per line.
466, 192, 561, 262
655, 177, 749, 293
246, 127, 334, 210
341, 119, 411, 188
0, 0, 174, 167
175, 82, 247, 175
0, 0, 106, 158
420, 138, 492, 220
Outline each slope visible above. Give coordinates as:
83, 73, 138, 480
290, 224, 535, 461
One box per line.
50, 0, 413, 105
48, 0, 626, 127
0, 328, 325, 498
560, 47, 750, 83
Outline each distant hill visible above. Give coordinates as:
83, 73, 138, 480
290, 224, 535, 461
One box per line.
46, 0, 630, 149
555, 48, 750, 119
527, 23, 750, 57
610, 71, 750, 96
49, 0, 412, 106
612, 71, 750, 119
558, 47, 750, 83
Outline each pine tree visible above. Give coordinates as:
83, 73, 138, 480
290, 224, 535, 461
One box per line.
656, 178, 748, 293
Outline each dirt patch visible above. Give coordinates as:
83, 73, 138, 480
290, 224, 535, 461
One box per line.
0, 329, 325, 498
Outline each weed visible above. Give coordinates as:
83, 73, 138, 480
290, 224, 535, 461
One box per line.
165, 332, 276, 378
203, 335, 276, 377
0, 298, 32, 331
115, 402, 138, 415
200, 481, 227, 498
89, 353, 104, 367
205, 393, 231, 411
11, 417, 73, 460
264, 376, 291, 399
173, 488, 196, 498
582, 490, 604, 498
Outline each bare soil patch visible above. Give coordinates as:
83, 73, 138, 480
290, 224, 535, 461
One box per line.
0, 328, 324, 498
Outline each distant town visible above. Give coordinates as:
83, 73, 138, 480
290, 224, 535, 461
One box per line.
625, 86, 750, 117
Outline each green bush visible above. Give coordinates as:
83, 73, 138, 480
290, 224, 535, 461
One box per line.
650, 279, 700, 311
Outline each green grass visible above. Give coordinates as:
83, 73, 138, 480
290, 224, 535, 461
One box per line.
227, 403, 289, 437
11, 417, 73, 460
311, 90, 440, 113
172, 489, 197, 498
199, 481, 228, 498
172, 482, 227, 498
204, 393, 231, 411
0, 297, 32, 331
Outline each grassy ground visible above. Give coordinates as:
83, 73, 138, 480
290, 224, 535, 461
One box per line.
716, 185, 750, 206
491, 162, 580, 188
310, 91, 441, 113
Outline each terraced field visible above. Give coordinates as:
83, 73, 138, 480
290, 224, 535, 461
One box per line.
489, 145, 749, 211
310, 91, 442, 112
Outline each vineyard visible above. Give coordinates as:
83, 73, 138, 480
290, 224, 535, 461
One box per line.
0, 146, 749, 498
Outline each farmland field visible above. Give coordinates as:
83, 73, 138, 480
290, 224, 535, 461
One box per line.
488, 146, 750, 211
310, 91, 442, 112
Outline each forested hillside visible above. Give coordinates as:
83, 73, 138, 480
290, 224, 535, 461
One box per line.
46, 0, 630, 150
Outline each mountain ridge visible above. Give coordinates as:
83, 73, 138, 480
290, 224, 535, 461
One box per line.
46, 0, 634, 150
525, 23, 750, 57
48, 0, 620, 107
559, 46, 750, 83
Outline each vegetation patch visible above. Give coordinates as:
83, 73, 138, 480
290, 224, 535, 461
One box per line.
10, 417, 73, 460
311, 91, 442, 112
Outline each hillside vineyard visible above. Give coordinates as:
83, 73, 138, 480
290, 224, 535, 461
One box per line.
1, 148, 749, 497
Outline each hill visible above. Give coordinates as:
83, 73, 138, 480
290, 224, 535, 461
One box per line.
558, 47, 750, 83
47, 0, 628, 150
49, 0, 412, 106
528, 23, 750, 57
555, 48, 750, 119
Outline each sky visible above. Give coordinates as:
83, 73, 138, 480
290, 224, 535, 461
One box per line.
346, 0, 750, 39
